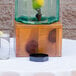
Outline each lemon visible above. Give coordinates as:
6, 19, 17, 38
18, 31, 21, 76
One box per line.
32, 0, 44, 9
0, 31, 3, 36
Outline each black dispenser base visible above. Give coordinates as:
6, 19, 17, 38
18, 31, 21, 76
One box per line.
30, 53, 49, 62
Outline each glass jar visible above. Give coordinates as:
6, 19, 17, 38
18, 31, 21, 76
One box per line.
15, 0, 59, 24
0, 30, 10, 59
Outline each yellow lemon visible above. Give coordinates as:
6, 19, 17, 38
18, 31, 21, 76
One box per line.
36, 0, 44, 6
0, 31, 3, 36
32, 0, 44, 9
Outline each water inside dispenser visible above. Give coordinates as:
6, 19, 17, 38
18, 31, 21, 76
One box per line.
15, 0, 59, 24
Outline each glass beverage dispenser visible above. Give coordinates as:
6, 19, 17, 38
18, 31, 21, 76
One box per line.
15, 0, 62, 59
15, 0, 59, 24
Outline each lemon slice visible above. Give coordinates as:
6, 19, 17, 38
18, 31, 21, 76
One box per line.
0, 31, 3, 36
